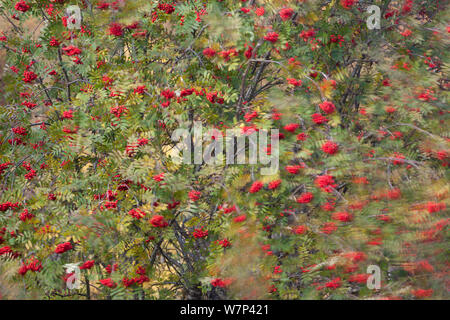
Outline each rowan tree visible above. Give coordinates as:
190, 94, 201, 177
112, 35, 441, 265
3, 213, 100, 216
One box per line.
0, 0, 448, 300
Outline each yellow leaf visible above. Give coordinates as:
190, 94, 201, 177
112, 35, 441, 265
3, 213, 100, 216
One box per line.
306, 12, 319, 24
329, 114, 341, 127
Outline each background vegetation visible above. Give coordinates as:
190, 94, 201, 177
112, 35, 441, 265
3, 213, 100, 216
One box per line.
0, 0, 448, 299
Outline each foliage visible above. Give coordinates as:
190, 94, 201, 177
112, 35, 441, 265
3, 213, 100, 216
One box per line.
0, 0, 448, 300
